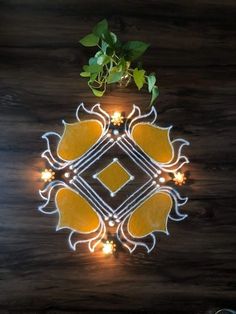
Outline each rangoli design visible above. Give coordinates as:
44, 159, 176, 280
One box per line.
38, 104, 189, 253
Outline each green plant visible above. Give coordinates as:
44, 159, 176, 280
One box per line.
79, 19, 159, 106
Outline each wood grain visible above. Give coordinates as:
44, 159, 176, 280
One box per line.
0, 1, 235, 313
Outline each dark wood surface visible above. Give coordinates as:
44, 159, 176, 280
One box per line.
0, 1, 236, 313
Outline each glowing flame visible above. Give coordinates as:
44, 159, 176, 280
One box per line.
102, 240, 116, 255
41, 168, 55, 182
173, 172, 186, 186
111, 112, 124, 126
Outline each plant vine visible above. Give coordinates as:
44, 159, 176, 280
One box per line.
79, 19, 159, 106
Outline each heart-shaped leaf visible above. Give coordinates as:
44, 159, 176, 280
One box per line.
91, 88, 105, 97
150, 86, 159, 106
97, 54, 110, 65
101, 40, 108, 53
95, 51, 103, 58
110, 32, 117, 44
147, 74, 156, 93
123, 41, 150, 61
80, 72, 90, 77
88, 72, 97, 83
107, 66, 124, 84
107, 71, 123, 84
93, 19, 108, 37
133, 68, 146, 90
83, 64, 102, 73
79, 33, 99, 47
103, 31, 116, 48
89, 57, 98, 65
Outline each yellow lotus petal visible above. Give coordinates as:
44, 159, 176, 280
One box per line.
131, 123, 173, 163
128, 192, 172, 238
56, 188, 100, 233
57, 120, 103, 161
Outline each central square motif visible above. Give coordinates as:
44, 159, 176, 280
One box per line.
95, 158, 134, 196
77, 142, 153, 213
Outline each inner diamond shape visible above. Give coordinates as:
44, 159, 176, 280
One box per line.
95, 158, 134, 197
77, 142, 153, 213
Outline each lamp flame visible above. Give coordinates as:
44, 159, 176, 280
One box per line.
111, 112, 124, 126
102, 240, 116, 255
41, 168, 55, 182
173, 172, 186, 186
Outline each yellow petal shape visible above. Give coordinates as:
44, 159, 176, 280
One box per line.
57, 120, 103, 161
128, 192, 172, 238
131, 123, 173, 163
56, 188, 100, 233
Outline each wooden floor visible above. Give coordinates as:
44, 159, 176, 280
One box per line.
0, 1, 235, 313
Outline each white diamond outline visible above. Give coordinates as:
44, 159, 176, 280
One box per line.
73, 140, 156, 217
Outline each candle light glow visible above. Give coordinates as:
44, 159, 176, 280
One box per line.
41, 168, 55, 182
102, 240, 116, 255
173, 172, 186, 186
111, 112, 124, 126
